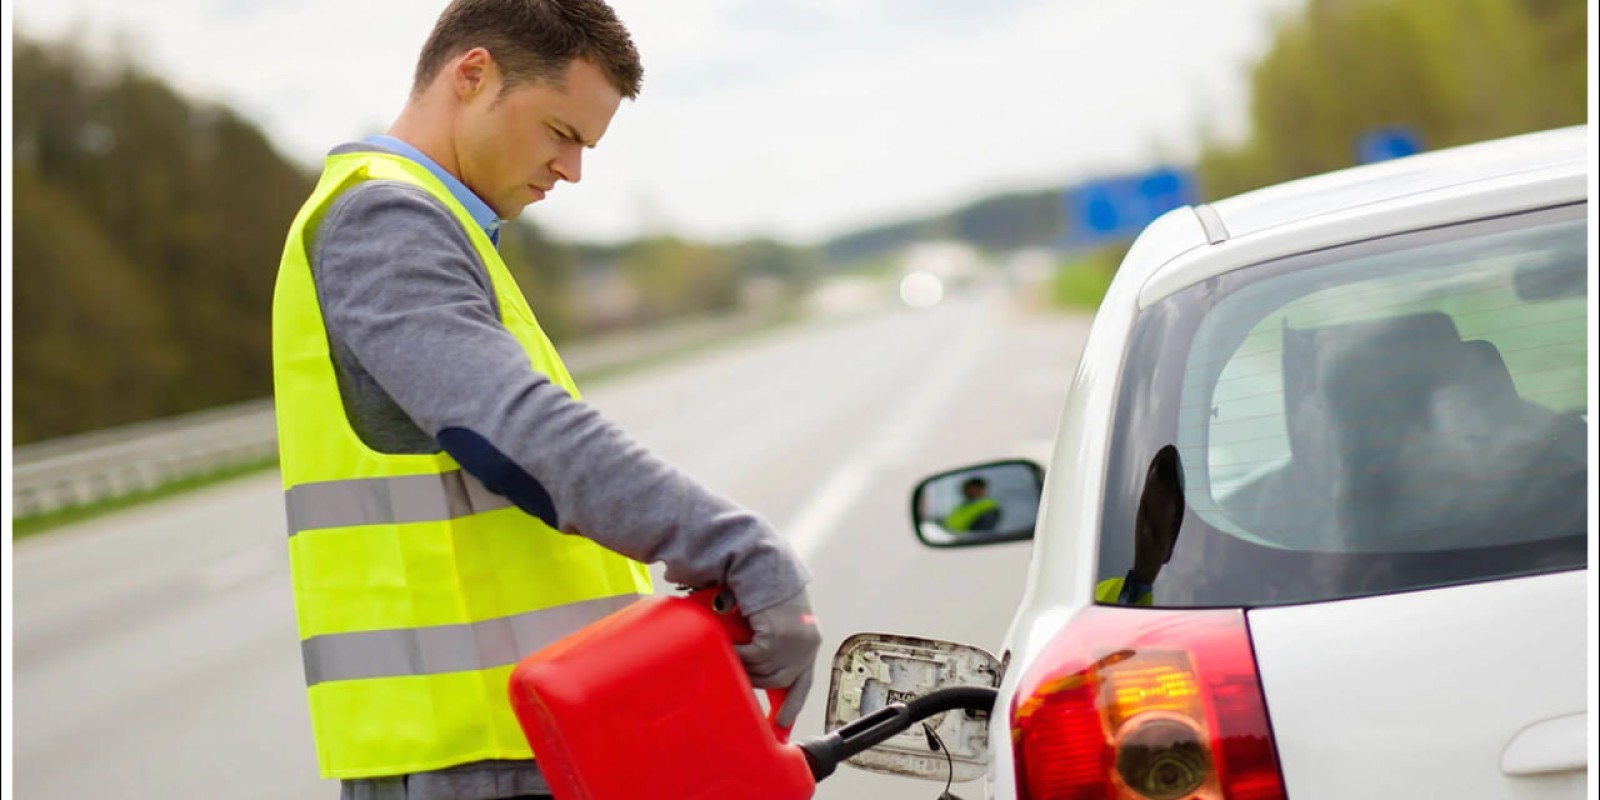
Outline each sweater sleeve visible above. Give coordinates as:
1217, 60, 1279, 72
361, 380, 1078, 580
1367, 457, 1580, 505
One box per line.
310, 181, 809, 613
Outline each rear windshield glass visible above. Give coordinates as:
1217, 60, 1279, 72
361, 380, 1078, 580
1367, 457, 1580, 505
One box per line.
1095, 204, 1588, 608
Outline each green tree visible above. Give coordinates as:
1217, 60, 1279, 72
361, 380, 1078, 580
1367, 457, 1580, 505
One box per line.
724, 239, 821, 294
498, 220, 583, 341
1199, 0, 1587, 199
618, 237, 742, 323
12, 35, 312, 440
11, 166, 186, 442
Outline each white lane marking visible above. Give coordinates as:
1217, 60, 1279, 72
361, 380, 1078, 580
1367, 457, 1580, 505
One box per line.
197, 545, 280, 591
783, 460, 877, 563
785, 306, 996, 561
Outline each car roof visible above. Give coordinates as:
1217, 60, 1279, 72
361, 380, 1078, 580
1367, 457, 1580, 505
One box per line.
1206, 126, 1590, 241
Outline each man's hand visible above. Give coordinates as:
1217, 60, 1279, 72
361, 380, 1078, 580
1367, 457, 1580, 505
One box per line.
733, 588, 822, 729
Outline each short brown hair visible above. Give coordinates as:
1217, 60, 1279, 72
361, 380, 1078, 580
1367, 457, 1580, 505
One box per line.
412, 0, 643, 99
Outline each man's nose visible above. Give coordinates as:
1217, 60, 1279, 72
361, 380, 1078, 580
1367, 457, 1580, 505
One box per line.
553, 144, 583, 185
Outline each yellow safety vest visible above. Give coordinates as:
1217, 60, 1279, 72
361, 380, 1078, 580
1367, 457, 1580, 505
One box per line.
272, 151, 654, 779
1094, 576, 1154, 606
945, 497, 1001, 532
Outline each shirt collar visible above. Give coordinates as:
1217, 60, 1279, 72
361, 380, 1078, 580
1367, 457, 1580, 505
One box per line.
364, 135, 504, 244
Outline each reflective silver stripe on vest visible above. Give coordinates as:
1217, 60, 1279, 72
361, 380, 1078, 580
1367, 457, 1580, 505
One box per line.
285, 470, 514, 536
302, 593, 643, 686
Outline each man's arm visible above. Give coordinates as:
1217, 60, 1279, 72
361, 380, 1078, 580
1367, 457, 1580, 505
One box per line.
312, 181, 808, 613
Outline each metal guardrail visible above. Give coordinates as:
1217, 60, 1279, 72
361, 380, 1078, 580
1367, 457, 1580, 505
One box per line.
12, 399, 281, 518
11, 308, 798, 519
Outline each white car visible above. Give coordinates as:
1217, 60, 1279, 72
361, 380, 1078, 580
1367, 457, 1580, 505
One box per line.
819, 126, 1590, 799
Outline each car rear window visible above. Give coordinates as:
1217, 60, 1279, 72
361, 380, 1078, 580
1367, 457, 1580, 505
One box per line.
1095, 204, 1588, 608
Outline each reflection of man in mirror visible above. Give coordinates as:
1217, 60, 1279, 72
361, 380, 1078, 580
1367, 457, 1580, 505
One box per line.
1096, 445, 1185, 605
945, 477, 1002, 533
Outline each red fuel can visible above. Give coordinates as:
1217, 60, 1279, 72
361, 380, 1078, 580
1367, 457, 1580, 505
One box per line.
508, 588, 817, 800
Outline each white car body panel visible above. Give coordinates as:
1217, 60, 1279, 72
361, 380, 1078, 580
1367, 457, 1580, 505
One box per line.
1140, 164, 1587, 309
1204, 126, 1589, 241
1247, 570, 1589, 799
979, 126, 1590, 800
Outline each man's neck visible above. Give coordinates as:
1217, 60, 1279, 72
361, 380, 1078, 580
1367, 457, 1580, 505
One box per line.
387, 102, 460, 179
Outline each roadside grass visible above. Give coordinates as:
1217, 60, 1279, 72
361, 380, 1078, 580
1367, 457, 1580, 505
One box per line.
1051, 247, 1125, 310
846, 255, 904, 279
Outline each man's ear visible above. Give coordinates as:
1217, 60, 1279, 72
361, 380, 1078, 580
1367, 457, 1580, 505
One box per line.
452, 47, 497, 101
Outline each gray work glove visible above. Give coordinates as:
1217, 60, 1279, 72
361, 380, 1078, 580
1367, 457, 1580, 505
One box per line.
732, 588, 822, 729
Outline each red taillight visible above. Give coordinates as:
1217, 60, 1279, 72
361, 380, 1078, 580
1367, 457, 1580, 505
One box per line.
1010, 606, 1286, 800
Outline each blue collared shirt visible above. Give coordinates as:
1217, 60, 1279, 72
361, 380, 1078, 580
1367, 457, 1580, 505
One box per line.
365, 135, 504, 246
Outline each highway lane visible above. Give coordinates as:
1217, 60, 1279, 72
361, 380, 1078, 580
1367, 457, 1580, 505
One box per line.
11, 287, 1092, 799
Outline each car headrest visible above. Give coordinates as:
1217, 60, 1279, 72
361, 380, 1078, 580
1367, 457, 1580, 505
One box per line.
1456, 339, 1521, 408
1282, 311, 1465, 461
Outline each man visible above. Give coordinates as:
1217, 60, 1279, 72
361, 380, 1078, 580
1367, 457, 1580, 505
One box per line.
944, 477, 1002, 533
271, 2, 820, 798
1095, 445, 1185, 605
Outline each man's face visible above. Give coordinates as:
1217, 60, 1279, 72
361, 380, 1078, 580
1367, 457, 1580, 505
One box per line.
456, 55, 622, 219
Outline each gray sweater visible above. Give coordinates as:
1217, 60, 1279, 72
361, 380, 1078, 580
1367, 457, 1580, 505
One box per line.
312, 143, 808, 800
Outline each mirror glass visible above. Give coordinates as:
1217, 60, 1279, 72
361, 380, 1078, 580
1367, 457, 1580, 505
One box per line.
912, 460, 1043, 547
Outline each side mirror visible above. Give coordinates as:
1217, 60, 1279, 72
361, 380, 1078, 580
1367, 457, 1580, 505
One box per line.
911, 459, 1044, 548
823, 633, 1002, 783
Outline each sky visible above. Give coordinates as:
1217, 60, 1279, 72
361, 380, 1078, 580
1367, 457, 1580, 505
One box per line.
12, 0, 1304, 244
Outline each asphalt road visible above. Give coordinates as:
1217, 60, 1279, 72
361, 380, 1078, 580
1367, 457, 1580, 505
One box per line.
11, 287, 1092, 800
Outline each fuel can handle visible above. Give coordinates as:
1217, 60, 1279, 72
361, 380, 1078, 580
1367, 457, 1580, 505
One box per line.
686, 586, 792, 743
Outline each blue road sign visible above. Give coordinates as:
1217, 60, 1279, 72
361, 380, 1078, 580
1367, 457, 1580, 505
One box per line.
1357, 126, 1424, 164
1066, 166, 1199, 246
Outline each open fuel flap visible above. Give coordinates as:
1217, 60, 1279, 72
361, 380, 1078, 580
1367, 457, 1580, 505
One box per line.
822, 633, 1003, 783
